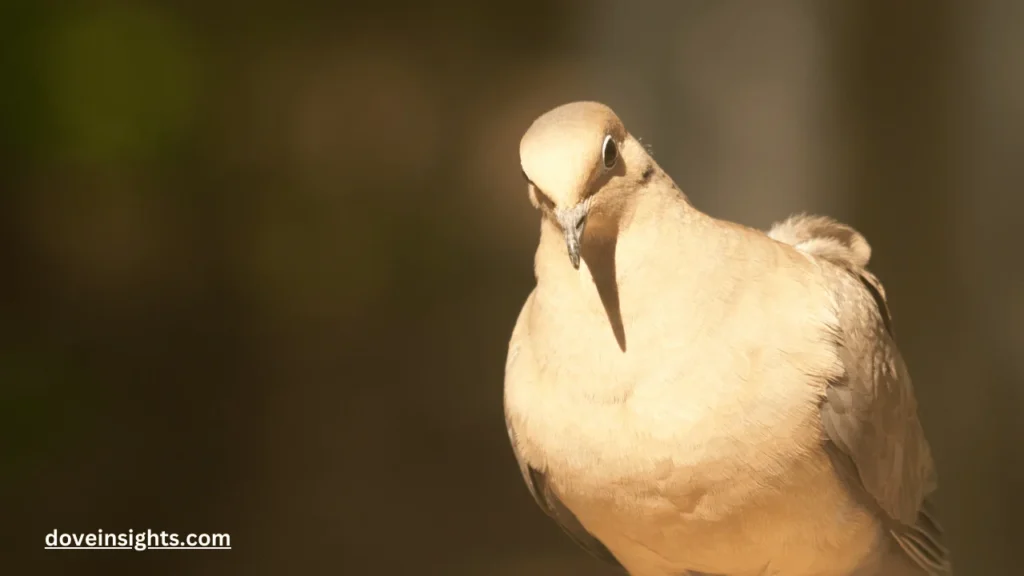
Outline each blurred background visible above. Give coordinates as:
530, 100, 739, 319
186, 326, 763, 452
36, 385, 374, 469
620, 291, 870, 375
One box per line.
4, 1, 1021, 574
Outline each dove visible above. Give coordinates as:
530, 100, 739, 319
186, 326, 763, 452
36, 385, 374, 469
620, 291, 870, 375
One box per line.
503, 101, 951, 575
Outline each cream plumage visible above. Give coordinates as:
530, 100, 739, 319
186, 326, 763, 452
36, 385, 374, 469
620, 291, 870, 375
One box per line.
504, 102, 950, 575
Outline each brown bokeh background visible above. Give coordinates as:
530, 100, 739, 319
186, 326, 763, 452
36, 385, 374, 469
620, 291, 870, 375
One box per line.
4, 1, 1021, 574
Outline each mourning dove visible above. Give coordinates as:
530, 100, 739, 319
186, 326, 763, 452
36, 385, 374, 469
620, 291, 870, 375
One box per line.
504, 102, 951, 575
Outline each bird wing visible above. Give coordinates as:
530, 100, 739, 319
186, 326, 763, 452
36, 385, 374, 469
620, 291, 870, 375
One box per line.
769, 214, 953, 574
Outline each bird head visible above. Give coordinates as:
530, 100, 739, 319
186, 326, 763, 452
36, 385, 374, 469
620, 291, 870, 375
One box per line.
519, 101, 654, 269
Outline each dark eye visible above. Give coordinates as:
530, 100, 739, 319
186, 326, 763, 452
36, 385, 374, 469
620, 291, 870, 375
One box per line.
602, 135, 617, 169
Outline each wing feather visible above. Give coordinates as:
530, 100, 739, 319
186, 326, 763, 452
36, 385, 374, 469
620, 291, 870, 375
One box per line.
770, 214, 953, 574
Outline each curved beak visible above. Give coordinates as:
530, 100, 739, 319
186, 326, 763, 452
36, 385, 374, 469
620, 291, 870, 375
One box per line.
556, 204, 589, 269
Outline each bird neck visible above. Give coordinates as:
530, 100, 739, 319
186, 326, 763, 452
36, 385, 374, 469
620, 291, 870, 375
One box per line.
533, 185, 710, 344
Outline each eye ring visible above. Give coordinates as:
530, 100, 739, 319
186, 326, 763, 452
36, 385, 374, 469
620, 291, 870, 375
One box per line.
601, 135, 618, 169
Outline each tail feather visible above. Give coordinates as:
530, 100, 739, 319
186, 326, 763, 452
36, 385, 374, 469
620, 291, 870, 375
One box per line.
891, 502, 953, 574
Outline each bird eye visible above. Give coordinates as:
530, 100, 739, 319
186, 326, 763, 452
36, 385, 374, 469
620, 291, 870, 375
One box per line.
602, 135, 618, 169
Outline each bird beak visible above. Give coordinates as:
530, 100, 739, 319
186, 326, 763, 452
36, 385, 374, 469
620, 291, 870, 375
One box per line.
557, 204, 589, 270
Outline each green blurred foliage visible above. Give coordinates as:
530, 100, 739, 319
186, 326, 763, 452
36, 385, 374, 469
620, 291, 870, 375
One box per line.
43, 5, 199, 167
0, 347, 93, 471
0, 1, 49, 159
